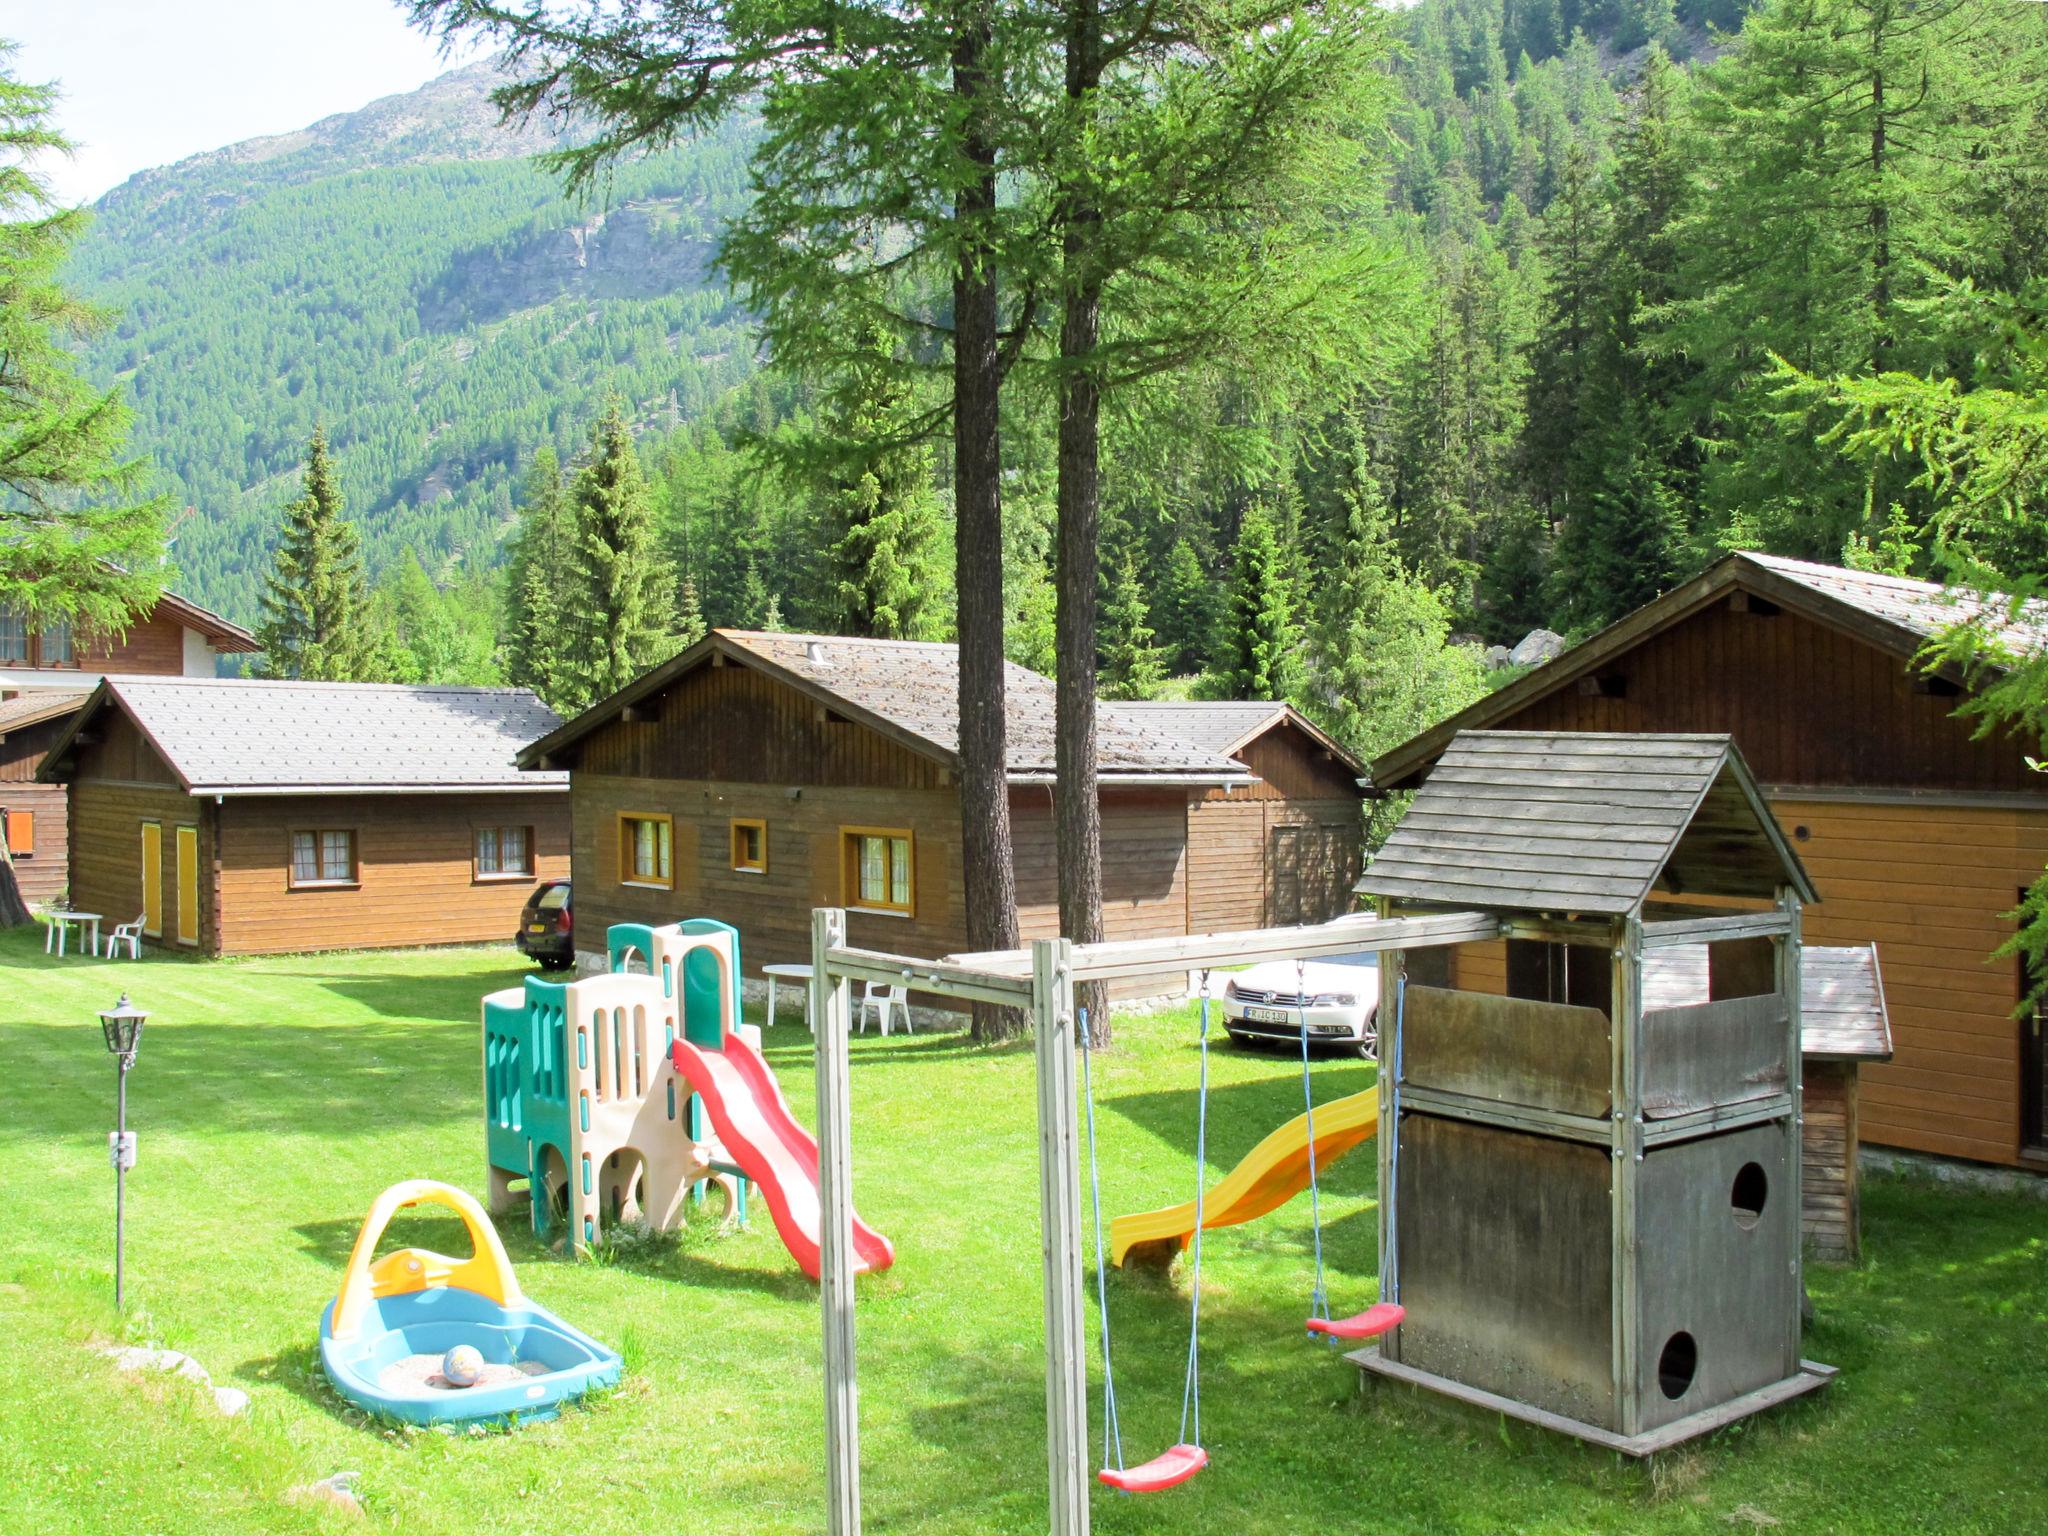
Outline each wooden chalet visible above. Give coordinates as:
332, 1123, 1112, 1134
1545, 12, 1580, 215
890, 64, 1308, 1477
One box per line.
515, 631, 1370, 980
38, 679, 568, 955
1, 587, 260, 905
1373, 551, 2048, 1173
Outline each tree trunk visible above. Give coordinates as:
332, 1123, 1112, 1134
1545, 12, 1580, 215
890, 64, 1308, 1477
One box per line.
0, 819, 30, 929
954, 14, 1024, 1042
1056, 0, 1109, 1043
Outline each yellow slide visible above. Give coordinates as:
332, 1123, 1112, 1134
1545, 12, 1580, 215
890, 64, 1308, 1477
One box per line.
1111, 1088, 1380, 1269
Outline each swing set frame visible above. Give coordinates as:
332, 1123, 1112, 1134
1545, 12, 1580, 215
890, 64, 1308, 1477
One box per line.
804, 903, 1504, 1536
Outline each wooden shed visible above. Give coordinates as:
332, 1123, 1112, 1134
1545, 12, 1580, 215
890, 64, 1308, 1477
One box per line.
1373, 551, 2048, 1173
38, 678, 568, 955
1357, 730, 1830, 1453
516, 631, 1371, 983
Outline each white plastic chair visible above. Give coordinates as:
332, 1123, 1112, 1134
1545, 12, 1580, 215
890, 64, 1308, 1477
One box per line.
106, 915, 146, 960
855, 981, 913, 1037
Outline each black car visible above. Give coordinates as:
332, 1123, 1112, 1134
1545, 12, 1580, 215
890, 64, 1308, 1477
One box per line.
515, 878, 574, 970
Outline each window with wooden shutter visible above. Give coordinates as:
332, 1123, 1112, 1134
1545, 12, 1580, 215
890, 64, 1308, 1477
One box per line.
2, 807, 31, 858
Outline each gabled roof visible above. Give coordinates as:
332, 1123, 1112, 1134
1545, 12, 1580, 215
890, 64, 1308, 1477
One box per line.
0, 690, 88, 735
1373, 550, 2048, 789
1118, 700, 1369, 779
517, 630, 1253, 782
153, 589, 261, 653
39, 677, 566, 795
1357, 730, 1817, 916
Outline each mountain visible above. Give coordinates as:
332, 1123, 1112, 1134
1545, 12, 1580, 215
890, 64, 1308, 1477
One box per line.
67, 60, 761, 623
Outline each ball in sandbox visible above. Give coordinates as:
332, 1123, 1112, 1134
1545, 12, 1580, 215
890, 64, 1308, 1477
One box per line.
441, 1345, 484, 1388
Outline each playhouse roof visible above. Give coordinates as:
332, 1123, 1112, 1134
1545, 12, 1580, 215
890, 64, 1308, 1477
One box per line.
39, 677, 566, 796
518, 629, 1254, 784
1643, 942, 1894, 1061
1356, 730, 1817, 916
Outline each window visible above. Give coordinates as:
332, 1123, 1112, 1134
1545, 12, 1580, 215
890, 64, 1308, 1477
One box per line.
38, 618, 72, 666
289, 828, 358, 888
2, 807, 31, 858
474, 824, 534, 880
0, 606, 25, 663
619, 813, 673, 889
730, 817, 767, 874
842, 827, 914, 916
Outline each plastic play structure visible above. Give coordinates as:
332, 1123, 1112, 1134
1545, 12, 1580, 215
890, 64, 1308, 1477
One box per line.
318, 1179, 621, 1427
482, 917, 893, 1280
798, 729, 1835, 1536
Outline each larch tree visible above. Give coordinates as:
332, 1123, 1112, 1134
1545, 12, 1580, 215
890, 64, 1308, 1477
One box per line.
0, 45, 167, 644
569, 400, 673, 706
409, 0, 1034, 1038
254, 427, 381, 681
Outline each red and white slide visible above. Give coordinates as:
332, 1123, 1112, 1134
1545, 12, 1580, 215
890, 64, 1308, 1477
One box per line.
671, 1033, 895, 1281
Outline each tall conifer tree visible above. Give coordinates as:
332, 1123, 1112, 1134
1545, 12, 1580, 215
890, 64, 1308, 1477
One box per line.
569, 400, 673, 705
255, 427, 380, 681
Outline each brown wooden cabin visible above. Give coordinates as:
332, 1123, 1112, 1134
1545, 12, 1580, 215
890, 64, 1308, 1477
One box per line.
515, 631, 1370, 988
1373, 550, 2048, 1174
1, 587, 260, 905
38, 678, 568, 955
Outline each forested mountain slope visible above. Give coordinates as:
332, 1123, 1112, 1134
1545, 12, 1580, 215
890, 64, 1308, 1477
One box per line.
67, 61, 760, 619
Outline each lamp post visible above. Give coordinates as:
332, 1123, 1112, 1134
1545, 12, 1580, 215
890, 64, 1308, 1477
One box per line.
98, 995, 147, 1310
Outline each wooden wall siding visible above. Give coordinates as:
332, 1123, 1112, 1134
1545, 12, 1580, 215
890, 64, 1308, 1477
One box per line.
72, 711, 181, 787
0, 716, 65, 781
1495, 600, 2042, 794
571, 772, 965, 972
1187, 795, 1362, 933
1803, 1062, 1860, 1262
569, 661, 951, 790
1, 782, 70, 903
1228, 725, 1363, 803
215, 793, 569, 956
68, 779, 213, 950
79, 613, 188, 675
1011, 790, 1190, 944
1773, 796, 2044, 1167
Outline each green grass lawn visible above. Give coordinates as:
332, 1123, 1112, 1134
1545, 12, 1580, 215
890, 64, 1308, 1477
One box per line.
0, 924, 2042, 1534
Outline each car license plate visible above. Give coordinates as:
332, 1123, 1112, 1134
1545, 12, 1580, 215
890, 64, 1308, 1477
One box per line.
527, 923, 547, 934
1245, 1006, 1291, 1024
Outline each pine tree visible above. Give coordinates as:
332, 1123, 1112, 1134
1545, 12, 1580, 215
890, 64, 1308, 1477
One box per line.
568, 401, 674, 705
1216, 505, 1299, 698
254, 427, 380, 681
0, 46, 168, 640
1099, 546, 1166, 701
676, 575, 708, 650
504, 445, 576, 708
1154, 536, 1217, 675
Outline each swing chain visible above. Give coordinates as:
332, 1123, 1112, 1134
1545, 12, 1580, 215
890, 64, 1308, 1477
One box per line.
1179, 969, 1212, 1450
1079, 1006, 1125, 1476
1297, 959, 1332, 1340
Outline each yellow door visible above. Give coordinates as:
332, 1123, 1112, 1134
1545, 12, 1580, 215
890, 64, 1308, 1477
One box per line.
140, 822, 162, 937
175, 825, 199, 946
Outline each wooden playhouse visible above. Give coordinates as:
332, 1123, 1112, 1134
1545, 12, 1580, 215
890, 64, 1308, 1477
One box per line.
1356, 731, 1836, 1454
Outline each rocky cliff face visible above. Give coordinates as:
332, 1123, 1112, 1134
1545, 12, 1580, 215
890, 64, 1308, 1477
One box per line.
420, 198, 718, 330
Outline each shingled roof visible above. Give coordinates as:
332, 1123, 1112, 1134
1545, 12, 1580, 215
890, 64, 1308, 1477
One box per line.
40, 678, 566, 795
1118, 700, 1368, 777
1374, 550, 2048, 789
1357, 730, 1816, 916
0, 690, 88, 735
518, 630, 1252, 782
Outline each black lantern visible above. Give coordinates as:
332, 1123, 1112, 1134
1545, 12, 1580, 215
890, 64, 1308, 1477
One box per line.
99, 995, 147, 1064
97, 995, 147, 1309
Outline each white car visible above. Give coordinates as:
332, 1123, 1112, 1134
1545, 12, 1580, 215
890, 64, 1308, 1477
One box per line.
1219, 956, 1381, 1059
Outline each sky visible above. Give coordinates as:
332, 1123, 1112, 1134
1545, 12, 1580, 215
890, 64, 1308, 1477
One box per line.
1, 0, 489, 207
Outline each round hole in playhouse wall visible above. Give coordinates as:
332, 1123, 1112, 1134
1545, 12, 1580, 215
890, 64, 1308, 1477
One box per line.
1657, 1332, 1698, 1400
1731, 1161, 1769, 1229
1793, 824, 1811, 841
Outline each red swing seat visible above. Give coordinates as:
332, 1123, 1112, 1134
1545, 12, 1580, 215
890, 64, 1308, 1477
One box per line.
1305, 1301, 1405, 1341
1098, 1443, 1209, 1493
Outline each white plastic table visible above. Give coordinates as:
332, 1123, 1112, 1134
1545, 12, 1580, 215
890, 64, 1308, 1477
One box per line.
46, 910, 102, 958
762, 963, 816, 1032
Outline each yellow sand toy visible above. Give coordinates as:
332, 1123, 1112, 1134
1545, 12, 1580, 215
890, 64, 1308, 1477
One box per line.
318, 1180, 621, 1426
